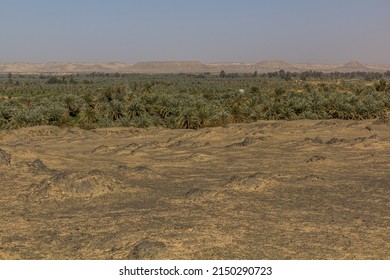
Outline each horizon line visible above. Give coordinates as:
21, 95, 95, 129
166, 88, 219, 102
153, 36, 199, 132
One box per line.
1, 60, 390, 65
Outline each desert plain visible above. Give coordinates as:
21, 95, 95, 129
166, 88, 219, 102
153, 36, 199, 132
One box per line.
0, 118, 389, 259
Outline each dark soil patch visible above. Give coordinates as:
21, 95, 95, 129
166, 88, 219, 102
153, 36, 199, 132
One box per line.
306, 155, 327, 163
31, 170, 127, 199
304, 137, 323, 144
118, 165, 162, 179
228, 136, 270, 147
16, 159, 52, 173
0, 148, 11, 165
326, 138, 345, 145
184, 188, 210, 200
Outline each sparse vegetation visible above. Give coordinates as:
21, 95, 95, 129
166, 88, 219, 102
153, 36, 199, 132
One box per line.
0, 71, 389, 130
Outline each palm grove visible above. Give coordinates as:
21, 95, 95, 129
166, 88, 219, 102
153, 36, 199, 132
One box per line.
0, 71, 389, 130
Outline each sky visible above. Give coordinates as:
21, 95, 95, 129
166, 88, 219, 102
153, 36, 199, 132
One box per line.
1, 0, 389, 64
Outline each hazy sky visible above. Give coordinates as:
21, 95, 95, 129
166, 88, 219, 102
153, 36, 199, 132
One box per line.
1, 0, 389, 64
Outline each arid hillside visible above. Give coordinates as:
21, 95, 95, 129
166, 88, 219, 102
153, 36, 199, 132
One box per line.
0, 119, 389, 259
1, 60, 390, 74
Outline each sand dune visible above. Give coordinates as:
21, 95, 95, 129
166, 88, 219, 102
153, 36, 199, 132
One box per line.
0, 119, 389, 259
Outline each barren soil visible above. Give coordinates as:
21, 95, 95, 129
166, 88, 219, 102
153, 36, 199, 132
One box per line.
0, 119, 389, 259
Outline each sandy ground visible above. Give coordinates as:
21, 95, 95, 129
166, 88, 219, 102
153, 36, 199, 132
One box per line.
0, 119, 389, 259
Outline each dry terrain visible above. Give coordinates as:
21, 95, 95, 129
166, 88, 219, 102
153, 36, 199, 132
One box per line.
1, 60, 390, 74
0, 119, 389, 259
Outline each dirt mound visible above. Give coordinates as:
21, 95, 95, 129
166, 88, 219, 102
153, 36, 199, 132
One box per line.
372, 114, 390, 125
184, 187, 212, 201
315, 120, 340, 126
17, 126, 64, 137
354, 137, 367, 143
90, 145, 113, 154
351, 134, 380, 148
128, 239, 167, 260
31, 170, 127, 199
16, 158, 52, 173
227, 136, 270, 147
304, 137, 323, 144
114, 142, 160, 156
0, 148, 11, 165
92, 128, 140, 136
297, 174, 325, 182
113, 143, 140, 155
186, 153, 215, 162
136, 141, 161, 150
325, 138, 345, 145
306, 155, 327, 163
117, 165, 162, 179
224, 172, 277, 192
167, 140, 205, 149
304, 137, 345, 145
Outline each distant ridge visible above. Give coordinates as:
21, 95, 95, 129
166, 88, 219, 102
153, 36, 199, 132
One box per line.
341, 61, 368, 68
255, 60, 291, 68
131, 61, 209, 73
255, 60, 301, 72
336, 61, 370, 72
0, 62, 133, 73
1, 60, 389, 74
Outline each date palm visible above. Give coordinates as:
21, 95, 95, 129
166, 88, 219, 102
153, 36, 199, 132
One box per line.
125, 99, 146, 118
80, 106, 99, 124
62, 94, 82, 117
196, 103, 211, 127
41, 103, 68, 126
177, 107, 200, 129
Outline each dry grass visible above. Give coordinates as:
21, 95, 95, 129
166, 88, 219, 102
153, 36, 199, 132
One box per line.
0, 119, 389, 259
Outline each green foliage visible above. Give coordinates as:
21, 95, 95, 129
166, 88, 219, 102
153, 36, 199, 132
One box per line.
375, 79, 387, 92
62, 94, 82, 117
80, 106, 99, 125
45, 103, 69, 126
0, 72, 389, 130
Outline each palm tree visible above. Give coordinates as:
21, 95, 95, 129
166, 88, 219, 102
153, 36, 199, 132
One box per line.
310, 91, 326, 117
213, 107, 231, 126
125, 99, 146, 118
44, 103, 69, 126
106, 99, 124, 121
134, 115, 151, 128
80, 106, 99, 125
177, 107, 199, 129
62, 94, 82, 117
196, 103, 211, 127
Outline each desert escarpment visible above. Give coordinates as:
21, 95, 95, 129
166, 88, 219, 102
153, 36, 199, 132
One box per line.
1, 60, 390, 74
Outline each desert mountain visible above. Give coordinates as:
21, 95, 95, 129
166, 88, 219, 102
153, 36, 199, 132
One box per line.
1, 60, 389, 74
255, 60, 301, 72
0, 62, 133, 73
207, 62, 256, 73
131, 61, 210, 73
255, 60, 291, 68
336, 61, 370, 72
